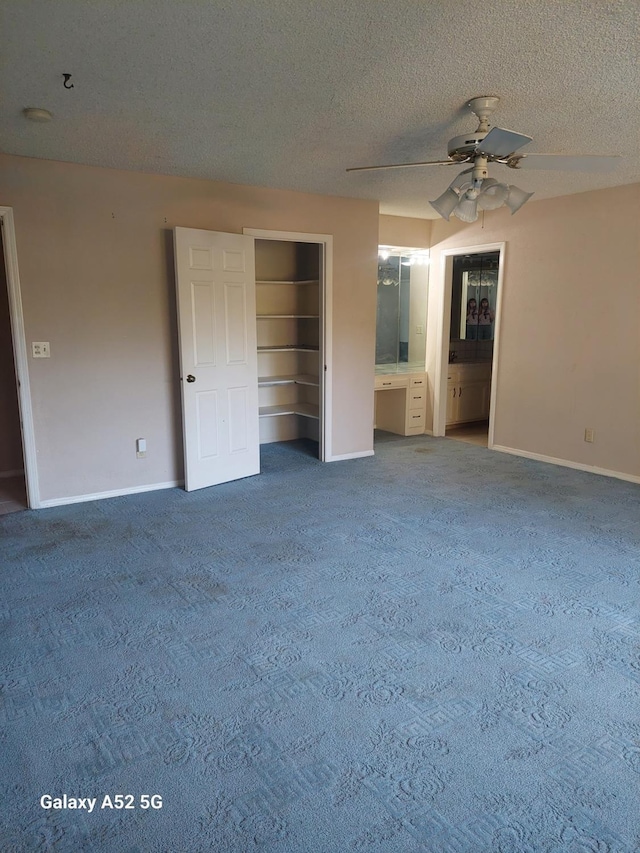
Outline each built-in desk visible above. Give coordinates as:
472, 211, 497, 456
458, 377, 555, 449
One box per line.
374, 371, 427, 436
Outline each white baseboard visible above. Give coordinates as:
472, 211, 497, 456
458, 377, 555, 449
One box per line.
0, 468, 24, 478
328, 450, 375, 462
492, 445, 640, 485
39, 480, 183, 508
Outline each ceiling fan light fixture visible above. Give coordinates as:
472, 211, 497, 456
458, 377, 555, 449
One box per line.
477, 178, 509, 210
429, 188, 459, 220
505, 184, 534, 214
448, 167, 474, 191
430, 163, 532, 223
454, 196, 479, 223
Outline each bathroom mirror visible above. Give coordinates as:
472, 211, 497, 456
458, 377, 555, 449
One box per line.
376, 247, 429, 373
449, 251, 499, 363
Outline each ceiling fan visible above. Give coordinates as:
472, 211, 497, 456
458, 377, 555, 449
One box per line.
347, 96, 620, 222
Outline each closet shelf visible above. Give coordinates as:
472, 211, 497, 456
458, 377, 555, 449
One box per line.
255, 241, 321, 446
256, 279, 319, 286
258, 374, 319, 387
258, 344, 319, 352
259, 403, 319, 420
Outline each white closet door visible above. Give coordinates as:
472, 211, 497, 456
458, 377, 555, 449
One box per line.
174, 227, 259, 491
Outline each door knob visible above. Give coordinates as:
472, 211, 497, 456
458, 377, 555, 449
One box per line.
186, 374, 196, 383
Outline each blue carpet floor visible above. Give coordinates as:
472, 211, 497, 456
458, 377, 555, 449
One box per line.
2, 434, 640, 852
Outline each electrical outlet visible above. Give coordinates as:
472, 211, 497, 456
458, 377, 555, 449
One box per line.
416, 324, 424, 335
584, 428, 595, 443
136, 438, 147, 458
32, 341, 50, 358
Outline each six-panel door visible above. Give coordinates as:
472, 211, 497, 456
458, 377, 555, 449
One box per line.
174, 227, 260, 490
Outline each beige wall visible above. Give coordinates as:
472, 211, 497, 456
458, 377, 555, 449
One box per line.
379, 214, 431, 248
0, 241, 24, 474
0, 154, 379, 502
429, 183, 640, 478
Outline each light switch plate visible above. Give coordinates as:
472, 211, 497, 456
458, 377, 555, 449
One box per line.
32, 342, 50, 358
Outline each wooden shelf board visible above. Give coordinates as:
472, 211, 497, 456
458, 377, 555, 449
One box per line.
257, 344, 319, 352
256, 279, 319, 286
258, 374, 320, 387
256, 314, 319, 319
259, 403, 320, 420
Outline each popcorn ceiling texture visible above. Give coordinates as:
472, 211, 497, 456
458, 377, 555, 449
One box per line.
1, 0, 639, 217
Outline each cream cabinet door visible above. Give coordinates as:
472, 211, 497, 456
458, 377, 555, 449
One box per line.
446, 383, 458, 424
457, 381, 487, 423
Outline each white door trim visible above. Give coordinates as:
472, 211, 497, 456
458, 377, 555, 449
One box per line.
433, 241, 506, 446
243, 228, 333, 462
0, 206, 40, 508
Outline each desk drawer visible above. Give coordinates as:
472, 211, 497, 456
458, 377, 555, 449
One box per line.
375, 375, 408, 389
407, 411, 426, 428
408, 390, 426, 410
409, 375, 427, 388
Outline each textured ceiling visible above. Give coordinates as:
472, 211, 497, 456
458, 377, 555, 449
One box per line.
1, 1, 639, 218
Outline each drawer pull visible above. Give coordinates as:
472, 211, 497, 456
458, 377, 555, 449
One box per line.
382, 381, 392, 386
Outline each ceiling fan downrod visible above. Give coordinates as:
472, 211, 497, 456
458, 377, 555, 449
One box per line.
467, 95, 501, 131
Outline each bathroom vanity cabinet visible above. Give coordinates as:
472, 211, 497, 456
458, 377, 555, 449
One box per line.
446, 363, 491, 426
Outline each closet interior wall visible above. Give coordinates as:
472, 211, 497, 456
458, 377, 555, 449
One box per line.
255, 239, 322, 456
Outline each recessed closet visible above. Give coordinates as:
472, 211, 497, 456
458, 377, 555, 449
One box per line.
254, 239, 323, 458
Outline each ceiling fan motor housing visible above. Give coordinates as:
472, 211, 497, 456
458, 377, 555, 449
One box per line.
447, 95, 500, 160
447, 131, 489, 159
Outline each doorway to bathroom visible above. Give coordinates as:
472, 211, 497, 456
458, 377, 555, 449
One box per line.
432, 242, 505, 448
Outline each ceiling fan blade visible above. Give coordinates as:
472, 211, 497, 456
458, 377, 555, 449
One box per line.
477, 126, 533, 158
507, 154, 621, 173
346, 159, 460, 173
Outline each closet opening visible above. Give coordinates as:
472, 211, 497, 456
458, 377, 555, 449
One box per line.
254, 238, 324, 461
